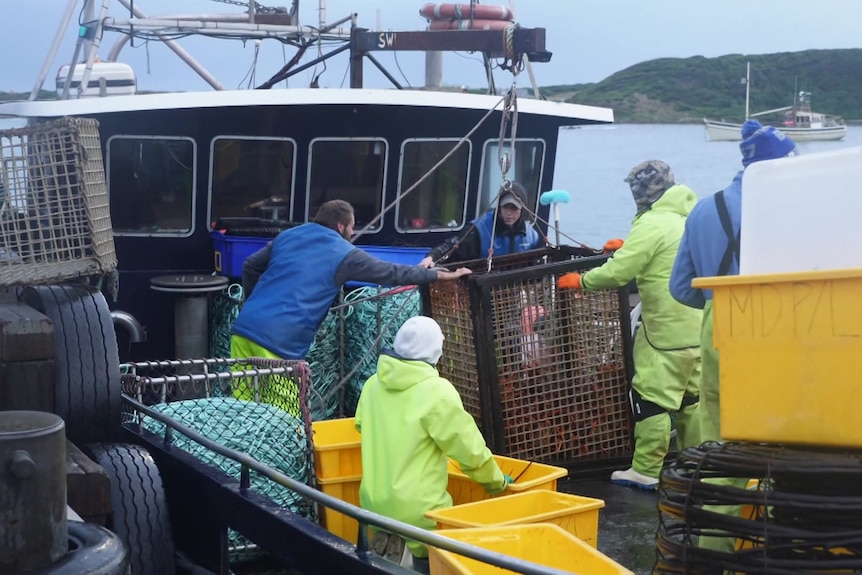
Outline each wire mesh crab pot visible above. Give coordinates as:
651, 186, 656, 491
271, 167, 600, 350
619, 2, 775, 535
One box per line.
423, 246, 635, 469
0, 117, 116, 286
120, 357, 316, 559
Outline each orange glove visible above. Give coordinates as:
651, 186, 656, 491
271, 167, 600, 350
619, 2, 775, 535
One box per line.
604, 238, 624, 252
558, 272, 582, 290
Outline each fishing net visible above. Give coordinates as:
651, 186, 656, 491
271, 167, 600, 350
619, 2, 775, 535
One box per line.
121, 358, 315, 561
341, 286, 422, 414
205, 283, 421, 420
306, 307, 348, 420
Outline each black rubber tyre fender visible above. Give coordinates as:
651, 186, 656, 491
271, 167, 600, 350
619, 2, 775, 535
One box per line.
21, 284, 122, 444
33, 520, 129, 575
85, 443, 177, 575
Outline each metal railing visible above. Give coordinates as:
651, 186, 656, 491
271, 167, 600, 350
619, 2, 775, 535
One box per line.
124, 394, 579, 575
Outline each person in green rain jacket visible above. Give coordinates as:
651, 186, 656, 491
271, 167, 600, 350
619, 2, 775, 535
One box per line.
558, 160, 702, 489
355, 316, 509, 573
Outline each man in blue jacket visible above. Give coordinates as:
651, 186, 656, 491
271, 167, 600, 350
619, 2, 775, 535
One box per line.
231, 199, 470, 361
670, 120, 797, 555
670, 119, 797, 444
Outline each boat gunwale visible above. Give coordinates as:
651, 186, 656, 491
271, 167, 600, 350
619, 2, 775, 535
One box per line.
0, 88, 614, 125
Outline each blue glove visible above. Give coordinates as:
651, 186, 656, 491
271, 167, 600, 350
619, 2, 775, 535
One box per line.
486, 474, 514, 495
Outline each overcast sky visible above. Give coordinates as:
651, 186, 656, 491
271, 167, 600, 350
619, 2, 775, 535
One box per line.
4, 0, 862, 94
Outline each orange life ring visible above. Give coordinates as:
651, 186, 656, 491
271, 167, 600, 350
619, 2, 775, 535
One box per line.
420, 3, 514, 22
428, 18, 512, 31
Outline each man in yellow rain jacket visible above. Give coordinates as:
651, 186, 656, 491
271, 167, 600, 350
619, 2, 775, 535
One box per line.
355, 316, 509, 573
559, 160, 702, 489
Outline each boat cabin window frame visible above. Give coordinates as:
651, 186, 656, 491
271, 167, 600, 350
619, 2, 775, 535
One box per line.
477, 138, 546, 219
394, 138, 473, 234
305, 137, 388, 234
207, 135, 298, 225
106, 134, 197, 238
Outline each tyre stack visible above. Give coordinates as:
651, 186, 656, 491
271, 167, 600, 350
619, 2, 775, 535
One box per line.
656, 441, 862, 574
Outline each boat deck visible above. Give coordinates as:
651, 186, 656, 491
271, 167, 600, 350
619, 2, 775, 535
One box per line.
560, 477, 658, 575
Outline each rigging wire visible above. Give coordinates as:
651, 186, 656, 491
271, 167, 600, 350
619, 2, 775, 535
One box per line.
392, 51, 412, 88
351, 93, 508, 242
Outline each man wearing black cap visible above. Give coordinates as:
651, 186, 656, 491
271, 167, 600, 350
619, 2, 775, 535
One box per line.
418, 182, 544, 267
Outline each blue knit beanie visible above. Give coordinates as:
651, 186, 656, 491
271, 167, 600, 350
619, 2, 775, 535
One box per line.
739, 119, 797, 167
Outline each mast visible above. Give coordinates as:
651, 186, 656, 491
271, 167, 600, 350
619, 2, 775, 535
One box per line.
744, 61, 750, 120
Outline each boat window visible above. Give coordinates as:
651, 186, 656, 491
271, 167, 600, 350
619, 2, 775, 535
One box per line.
307, 138, 385, 232
478, 139, 545, 215
107, 136, 195, 236
210, 137, 295, 223
395, 139, 470, 233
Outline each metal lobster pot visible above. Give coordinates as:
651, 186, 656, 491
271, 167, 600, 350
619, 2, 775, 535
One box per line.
0, 411, 67, 573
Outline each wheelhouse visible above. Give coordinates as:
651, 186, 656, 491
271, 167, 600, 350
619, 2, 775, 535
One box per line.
0, 88, 612, 361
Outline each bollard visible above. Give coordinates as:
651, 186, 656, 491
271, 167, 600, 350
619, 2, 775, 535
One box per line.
0, 411, 67, 573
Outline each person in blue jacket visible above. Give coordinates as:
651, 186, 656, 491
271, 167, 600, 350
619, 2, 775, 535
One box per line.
418, 182, 544, 267
669, 120, 797, 555
670, 119, 797, 444
231, 198, 470, 361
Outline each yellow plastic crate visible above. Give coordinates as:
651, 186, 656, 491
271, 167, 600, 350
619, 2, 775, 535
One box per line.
317, 474, 361, 544
311, 417, 362, 479
425, 489, 604, 548
694, 269, 862, 447
737, 479, 765, 551
446, 455, 567, 506
428, 524, 633, 575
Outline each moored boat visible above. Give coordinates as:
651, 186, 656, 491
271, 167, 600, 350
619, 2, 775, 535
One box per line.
703, 62, 846, 142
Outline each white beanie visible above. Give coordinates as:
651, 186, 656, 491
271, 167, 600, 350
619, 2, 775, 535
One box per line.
393, 316, 444, 365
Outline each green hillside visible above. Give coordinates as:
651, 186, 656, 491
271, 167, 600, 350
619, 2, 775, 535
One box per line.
544, 49, 862, 123
6, 50, 862, 124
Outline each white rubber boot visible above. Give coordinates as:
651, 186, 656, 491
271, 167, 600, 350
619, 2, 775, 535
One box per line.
610, 467, 659, 490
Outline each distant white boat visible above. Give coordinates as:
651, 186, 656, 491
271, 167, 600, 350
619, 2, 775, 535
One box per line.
704, 116, 847, 142
703, 63, 846, 142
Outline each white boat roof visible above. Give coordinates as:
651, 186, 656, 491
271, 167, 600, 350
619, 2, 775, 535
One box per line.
0, 88, 613, 124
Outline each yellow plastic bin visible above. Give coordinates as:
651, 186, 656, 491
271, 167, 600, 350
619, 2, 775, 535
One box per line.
311, 417, 362, 479
737, 479, 765, 551
428, 523, 633, 575
425, 489, 604, 548
317, 474, 361, 544
447, 455, 567, 506
694, 268, 862, 448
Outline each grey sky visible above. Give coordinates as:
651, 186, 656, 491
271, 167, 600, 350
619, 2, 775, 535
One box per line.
4, 0, 862, 94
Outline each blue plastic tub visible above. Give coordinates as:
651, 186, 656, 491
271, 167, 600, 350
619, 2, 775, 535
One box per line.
348, 246, 429, 287
211, 232, 429, 283
211, 231, 270, 278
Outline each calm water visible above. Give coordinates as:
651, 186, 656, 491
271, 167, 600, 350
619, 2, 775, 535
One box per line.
553, 124, 862, 248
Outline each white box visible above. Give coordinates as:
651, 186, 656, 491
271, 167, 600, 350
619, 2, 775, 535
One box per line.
740, 146, 862, 275
55, 62, 136, 98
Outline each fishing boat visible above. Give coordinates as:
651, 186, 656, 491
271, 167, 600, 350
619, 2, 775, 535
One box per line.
1, 0, 613, 363
0, 2, 658, 575
703, 62, 846, 142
